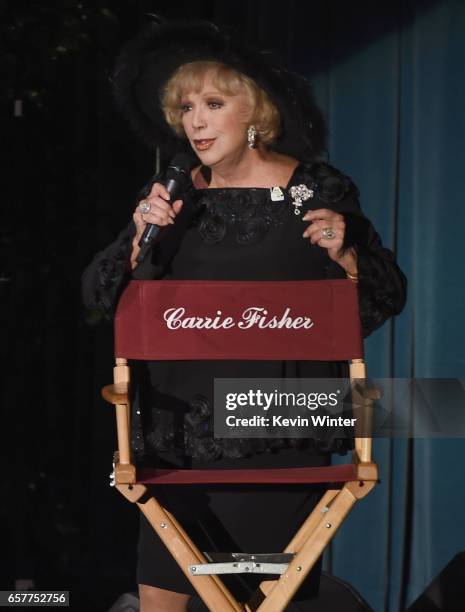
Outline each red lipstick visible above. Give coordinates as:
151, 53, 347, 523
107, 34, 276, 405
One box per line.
194, 138, 216, 151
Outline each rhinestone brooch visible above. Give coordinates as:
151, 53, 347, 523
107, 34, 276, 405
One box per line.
289, 184, 314, 215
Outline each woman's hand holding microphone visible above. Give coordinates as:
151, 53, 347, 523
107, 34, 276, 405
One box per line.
130, 182, 183, 269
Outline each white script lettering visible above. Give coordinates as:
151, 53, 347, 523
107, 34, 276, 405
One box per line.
163, 307, 314, 331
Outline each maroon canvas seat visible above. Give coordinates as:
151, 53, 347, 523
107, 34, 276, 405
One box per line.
137, 464, 359, 485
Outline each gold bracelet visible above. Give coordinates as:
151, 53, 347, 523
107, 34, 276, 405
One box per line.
346, 271, 359, 283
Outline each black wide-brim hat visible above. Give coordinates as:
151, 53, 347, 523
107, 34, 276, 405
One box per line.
112, 18, 327, 161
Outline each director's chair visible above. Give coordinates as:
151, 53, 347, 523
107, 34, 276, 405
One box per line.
102, 279, 378, 611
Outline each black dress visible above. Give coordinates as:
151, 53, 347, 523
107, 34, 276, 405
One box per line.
82, 161, 406, 601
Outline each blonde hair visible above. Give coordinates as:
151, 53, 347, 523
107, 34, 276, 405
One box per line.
161, 61, 280, 145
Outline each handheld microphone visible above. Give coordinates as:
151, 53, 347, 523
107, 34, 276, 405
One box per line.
136, 153, 194, 264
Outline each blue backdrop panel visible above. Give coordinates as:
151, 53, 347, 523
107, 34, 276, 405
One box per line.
306, 2, 465, 610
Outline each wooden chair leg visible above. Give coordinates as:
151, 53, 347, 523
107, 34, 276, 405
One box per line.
252, 485, 359, 611
282, 489, 340, 555
117, 483, 243, 612
247, 489, 339, 610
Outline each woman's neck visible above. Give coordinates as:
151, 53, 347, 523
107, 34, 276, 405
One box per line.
208, 148, 299, 189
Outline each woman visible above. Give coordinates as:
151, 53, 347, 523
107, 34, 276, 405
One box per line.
83, 20, 406, 612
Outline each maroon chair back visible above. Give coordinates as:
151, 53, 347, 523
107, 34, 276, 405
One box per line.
114, 279, 363, 361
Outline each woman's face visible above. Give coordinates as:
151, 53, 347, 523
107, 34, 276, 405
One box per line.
180, 72, 252, 167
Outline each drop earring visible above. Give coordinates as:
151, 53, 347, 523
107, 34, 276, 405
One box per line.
247, 125, 257, 149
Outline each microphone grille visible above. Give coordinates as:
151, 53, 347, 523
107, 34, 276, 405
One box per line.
170, 153, 196, 173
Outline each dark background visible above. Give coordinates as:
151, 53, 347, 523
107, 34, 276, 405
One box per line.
2, 1, 457, 611
2, 2, 338, 609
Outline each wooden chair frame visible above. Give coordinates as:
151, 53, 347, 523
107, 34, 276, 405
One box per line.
102, 281, 379, 612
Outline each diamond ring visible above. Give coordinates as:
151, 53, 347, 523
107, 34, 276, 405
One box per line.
322, 227, 336, 240
139, 200, 151, 214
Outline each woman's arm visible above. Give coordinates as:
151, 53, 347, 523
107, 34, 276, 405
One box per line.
81, 173, 181, 317
81, 221, 136, 317
334, 194, 406, 337
303, 163, 407, 337
346, 215, 407, 337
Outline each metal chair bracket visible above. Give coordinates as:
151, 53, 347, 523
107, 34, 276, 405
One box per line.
189, 552, 295, 576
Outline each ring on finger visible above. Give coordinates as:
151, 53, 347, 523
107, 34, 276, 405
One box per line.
322, 227, 336, 240
139, 200, 151, 214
